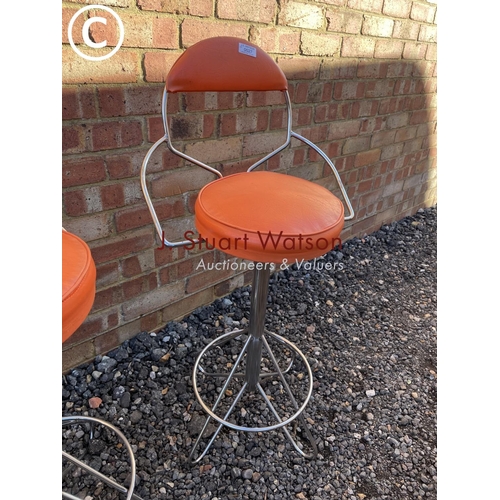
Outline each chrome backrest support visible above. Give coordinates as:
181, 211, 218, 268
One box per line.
140, 87, 355, 248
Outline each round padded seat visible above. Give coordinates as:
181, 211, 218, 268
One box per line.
62, 230, 96, 343
195, 171, 344, 263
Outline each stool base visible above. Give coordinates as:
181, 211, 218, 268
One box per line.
188, 327, 318, 463
62, 416, 142, 500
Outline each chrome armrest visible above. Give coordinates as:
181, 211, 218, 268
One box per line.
290, 131, 355, 221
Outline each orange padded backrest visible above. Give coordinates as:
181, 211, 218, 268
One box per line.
166, 37, 288, 93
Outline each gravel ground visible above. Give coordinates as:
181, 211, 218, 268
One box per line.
62, 206, 437, 500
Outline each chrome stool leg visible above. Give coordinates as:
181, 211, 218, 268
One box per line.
62, 416, 143, 500
189, 267, 318, 463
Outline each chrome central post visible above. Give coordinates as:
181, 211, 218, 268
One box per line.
245, 266, 271, 391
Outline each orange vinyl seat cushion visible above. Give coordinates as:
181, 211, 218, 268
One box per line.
62, 230, 96, 343
195, 171, 344, 264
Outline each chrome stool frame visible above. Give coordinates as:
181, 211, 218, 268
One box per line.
188, 266, 317, 463
139, 37, 355, 463
62, 416, 142, 500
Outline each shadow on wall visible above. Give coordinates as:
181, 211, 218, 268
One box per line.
62, 55, 437, 371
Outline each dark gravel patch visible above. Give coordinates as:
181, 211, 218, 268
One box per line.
63, 206, 437, 500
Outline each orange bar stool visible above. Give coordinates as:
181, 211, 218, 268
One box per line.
62, 229, 141, 500
140, 37, 355, 463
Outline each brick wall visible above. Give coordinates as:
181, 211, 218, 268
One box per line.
62, 0, 437, 371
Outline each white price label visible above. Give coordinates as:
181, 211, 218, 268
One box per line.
238, 43, 257, 58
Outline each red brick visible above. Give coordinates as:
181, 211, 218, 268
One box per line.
393, 79, 422, 96
278, 1, 324, 29
105, 151, 147, 180
159, 287, 214, 323
63, 158, 107, 188
393, 19, 421, 40
298, 125, 328, 144
63, 213, 111, 242
362, 15, 394, 37
403, 137, 424, 154
426, 43, 437, 61
217, 0, 276, 23
374, 40, 404, 59
169, 114, 206, 141
380, 143, 404, 160
62, 7, 84, 44
277, 56, 321, 80
218, 92, 246, 110
203, 114, 216, 138
143, 51, 182, 83
334, 81, 365, 100
414, 60, 435, 78
63, 88, 97, 120
293, 82, 320, 103
220, 158, 258, 176
93, 283, 122, 312
98, 87, 126, 117
186, 264, 237, 294
386, 62, 412, 78
328, 119, 360, 140
370, 129, 396, 148
151, 166, 218, 198
326, 9, 363, 34
255, 28, 301, 54
220, 110, 268, 136
87, 9, 119, 47
382, 0, 412, 18
355, 148, 381, 168
341, 37, 375, 58
409, 109, 431, 125
319, 102, 351, 122
152, 17, 179, 49
95, 261, 120, 287
395, 126, 417, 143
320, 60, 357, 80
186, 136, 242, 163
91, 120, 143, 151
357, 62, 387, 78
62, 48, 140, 85
115, 198, 185, 232
124, 85, 163, 116
386, 112, 409, 129
343, 136, 371, 154
62, 126, 83, 153
346, 0, 383, 13
411, 2, 437, 23
357, 179, 373, 194
147, 116, 165, 143
101, 183, 125, 209
181, 18, 248, 47
138, 0, 212, 17
122, 273, 158, 301
319, 0, 346, 5
365, 80, 394, 98
63, 190, 87, 216
351, 100, 378, 118
122, 281, 185, 321
140, 311, 162, 333
154, 244, 185, 266
403, 42, 428, 60
418, 25, 437, 43
301, 32, 342, 56
243, 131, 288, 157
360, 117, 384, 134
91, 230, 154, 264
